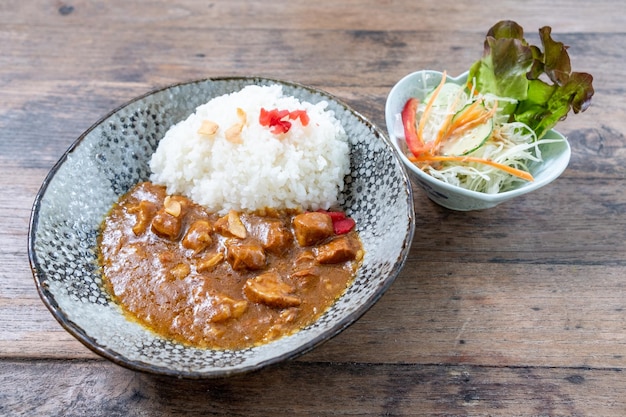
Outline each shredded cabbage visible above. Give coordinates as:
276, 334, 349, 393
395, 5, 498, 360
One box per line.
405, 84, 563, 194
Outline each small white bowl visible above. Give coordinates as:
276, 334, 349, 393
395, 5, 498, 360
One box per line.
385, 70, 571, 211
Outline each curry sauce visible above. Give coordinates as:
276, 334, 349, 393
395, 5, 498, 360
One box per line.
99, 182, 363, 350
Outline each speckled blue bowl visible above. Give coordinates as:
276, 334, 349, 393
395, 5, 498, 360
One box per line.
28, 77, 415, 378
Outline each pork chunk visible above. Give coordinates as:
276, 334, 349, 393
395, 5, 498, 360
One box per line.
151, 210, 183, 240
190, 288, 248, 323
261, 221, 292, 254
316, 235, 358, 264
226, 242, 266, 271
127, 200, 158, 235
292, 212, 334, 246
182, 220, 213, 253
214, 210, 247, 239
196, 252, 224, 273
244, 272, 301, 308
289, 267, 320, 288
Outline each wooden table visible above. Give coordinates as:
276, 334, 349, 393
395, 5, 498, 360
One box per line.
2, 1, 624, 415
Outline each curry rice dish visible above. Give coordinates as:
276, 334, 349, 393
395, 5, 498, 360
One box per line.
98, 85, 363, 349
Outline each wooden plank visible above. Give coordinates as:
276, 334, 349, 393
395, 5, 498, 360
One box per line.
1, 0, 625, 413
0, 0, 622, 33
0, 31, 620, 169
6, 250, 626, 366
1, 359, 625, 416
307, 262, 626, 368
0, 27, 613, 90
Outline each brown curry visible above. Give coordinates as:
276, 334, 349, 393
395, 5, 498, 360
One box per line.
99, 182, 363, 350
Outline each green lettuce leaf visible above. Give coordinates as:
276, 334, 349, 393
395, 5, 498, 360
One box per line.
468, 20, 594, 139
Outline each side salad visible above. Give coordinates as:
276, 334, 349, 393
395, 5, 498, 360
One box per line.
399, 20, 594, 193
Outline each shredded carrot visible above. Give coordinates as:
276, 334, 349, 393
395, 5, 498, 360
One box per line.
410, 75, 533, 186
433, 90, 465, 150
416, 71, 447, 144
447, 100, 483, 132
409, 154, 534, 182
448, 101, 498, 145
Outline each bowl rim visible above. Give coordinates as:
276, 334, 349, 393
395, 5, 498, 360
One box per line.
385, 69, 571, 204
28, 76, 416, 378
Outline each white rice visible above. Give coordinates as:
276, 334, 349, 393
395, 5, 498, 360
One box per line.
149, 84, 350, 214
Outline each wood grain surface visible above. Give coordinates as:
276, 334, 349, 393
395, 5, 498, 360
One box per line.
1, 1, 625, 415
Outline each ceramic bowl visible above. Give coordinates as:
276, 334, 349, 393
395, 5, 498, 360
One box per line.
385, 70, 571, 211
28, 77, 415, 378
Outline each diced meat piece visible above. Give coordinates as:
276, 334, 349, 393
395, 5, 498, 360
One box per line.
182, 220, 213, 253
213, 215, 228, 235
151, 197, 188, 241
207, 297, 248, 323
226, 242, 266, 270
151, 209, 183, 240
214, 210, 247, 239
294, 250, 316, 266
289, 267, 320, 288
243, 272, 301, 308
260, 221, 292, 254
292, 212, 334, 246
191, 288, 248, 323
127, 200, 158, 235
196, 252, 224, 273
316, 235, 358, 264
262, 307, 299, 343
169, 263, 191, 280
278, 307, 298, 323
158, 250, 175, 264
201, 324, 226, 341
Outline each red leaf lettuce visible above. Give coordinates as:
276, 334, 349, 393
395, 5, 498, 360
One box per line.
468, 20, 594, 139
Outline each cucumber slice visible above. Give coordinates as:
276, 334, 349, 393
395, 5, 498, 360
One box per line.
440, 118, 493, 156
424, 82, 467, 110
419, 83, 469, 145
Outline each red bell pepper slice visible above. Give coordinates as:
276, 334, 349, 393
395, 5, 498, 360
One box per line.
333, 218, 356, 235
289, 109, 310, 126
260, 108, 309, 134
271, 119, 292, 134
401, 98, 425, 157
317, 209, 355, 234
317, 209, 345, 221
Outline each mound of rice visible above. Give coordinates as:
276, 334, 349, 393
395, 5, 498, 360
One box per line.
149, 84, 350, 214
